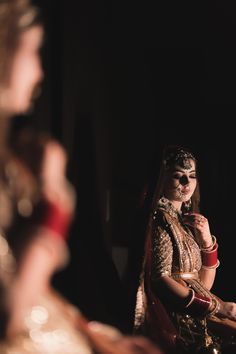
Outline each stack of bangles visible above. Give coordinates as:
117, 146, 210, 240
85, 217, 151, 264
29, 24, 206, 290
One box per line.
185, 289, 220, 318
200, 235, 220, 270
183, 235, 221, 317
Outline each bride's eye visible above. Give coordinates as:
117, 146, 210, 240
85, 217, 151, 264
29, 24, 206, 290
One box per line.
173, 173, 182, 180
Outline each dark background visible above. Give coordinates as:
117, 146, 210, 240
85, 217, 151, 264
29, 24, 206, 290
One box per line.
12, 0, 236, 333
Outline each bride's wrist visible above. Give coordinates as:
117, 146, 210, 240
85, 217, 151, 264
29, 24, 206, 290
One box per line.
200, 235, 216, 251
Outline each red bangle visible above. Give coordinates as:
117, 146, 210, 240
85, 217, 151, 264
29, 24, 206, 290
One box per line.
201, 243, 218, 267
36, 199, 72, 240
185, 290, 211, 316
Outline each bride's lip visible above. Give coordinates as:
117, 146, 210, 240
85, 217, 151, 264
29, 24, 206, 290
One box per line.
181, 189, 190, 194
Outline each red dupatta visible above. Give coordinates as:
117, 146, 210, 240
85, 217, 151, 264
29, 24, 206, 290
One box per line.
144, 222, 178, 354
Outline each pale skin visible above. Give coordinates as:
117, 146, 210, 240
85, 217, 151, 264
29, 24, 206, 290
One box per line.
0, 26, 44, 116
154, 159, 236, 321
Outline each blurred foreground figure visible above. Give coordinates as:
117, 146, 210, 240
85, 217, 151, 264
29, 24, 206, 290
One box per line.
0, 1, 163, 353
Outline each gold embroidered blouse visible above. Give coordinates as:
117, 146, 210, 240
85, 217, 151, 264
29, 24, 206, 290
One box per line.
150, 197, 213, 299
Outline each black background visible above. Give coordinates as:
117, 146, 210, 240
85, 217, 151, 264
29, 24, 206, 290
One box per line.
13, 0, 236, 333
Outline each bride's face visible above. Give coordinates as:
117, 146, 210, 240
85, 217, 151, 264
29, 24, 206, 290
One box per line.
163, 159, 197, 203
0, 25, 43, 116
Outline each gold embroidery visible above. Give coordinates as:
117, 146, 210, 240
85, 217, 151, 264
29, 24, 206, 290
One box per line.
151, 198, 204, 295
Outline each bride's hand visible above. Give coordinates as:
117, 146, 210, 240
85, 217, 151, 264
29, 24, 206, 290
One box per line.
183, 212, 213, 248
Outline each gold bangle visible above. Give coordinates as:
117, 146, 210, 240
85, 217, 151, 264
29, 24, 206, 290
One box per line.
185, 289, 195, 308
200, 235, 217, 251
208, 297, 221, 317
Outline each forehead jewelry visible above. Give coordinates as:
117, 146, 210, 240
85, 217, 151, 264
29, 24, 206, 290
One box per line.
163, 148, 196, 170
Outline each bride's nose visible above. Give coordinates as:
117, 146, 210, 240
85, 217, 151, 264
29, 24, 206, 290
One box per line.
180, 175, 189, 186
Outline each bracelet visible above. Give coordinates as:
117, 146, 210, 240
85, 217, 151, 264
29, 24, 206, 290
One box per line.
201, 243, 219, 268
208, 297, 221, 317
184, 290, 211, 316
200, 235, 217, 251
185, 289, 195, 308
201, 259, 220, 270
